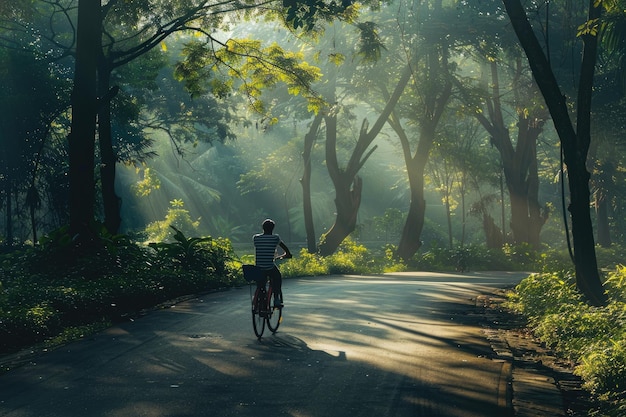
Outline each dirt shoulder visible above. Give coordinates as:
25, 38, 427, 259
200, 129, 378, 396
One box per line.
477, 289, 594, 417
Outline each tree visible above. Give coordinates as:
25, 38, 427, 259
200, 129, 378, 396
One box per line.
589, 1, 626, 247
426, 117, 484, 249
458, 57, 550, 249
195, 16, 392, 255
0, 2, 73, 244
390, 47, 452, 261
62, 0, 356, 241
95, 0, 258, 234
501, 0, 607, 305
317, 62, 411, 256
301, 113, 324, 253
67, 0, 100, 241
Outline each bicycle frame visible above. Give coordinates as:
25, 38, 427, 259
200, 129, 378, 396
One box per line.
247, 270, 283, 338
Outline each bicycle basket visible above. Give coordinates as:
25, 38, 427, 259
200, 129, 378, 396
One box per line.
242, 264, 264, 283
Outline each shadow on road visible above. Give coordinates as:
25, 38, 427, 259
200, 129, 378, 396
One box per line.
0, 272, 526, 417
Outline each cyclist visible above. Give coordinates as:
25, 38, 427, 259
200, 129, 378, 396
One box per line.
253, 219, 292, 307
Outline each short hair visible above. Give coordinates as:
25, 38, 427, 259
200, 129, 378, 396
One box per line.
262, 218, 275, 233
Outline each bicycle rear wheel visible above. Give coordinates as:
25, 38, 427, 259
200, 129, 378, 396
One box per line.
252, 287, 266, 338
266, 289, 283, 333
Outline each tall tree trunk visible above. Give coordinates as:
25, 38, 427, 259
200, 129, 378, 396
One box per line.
301, 113, 323, 253
1, 122, 16, 246
98, 65, 122, 234
595, 191, 611, 247
483, 212, 505, 248
460, 175, 467, 247
68, 0, 100, 240
391, 49, 452, 262
526, 127, 545, 248
4, 177, 12, 246
318, 67, 411, 256
502, 0, 606, 305
396, 161, 427, 260
505, 115, 547, 248
26, 185, 39, 244
395, 123, 434, 261
466, 61, 548, 248
589, 144, 612, 248
318, 113, 365, 256
444, 189, 453, 249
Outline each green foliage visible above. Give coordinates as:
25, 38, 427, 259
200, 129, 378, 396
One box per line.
280, 249, 329, 277
508, 271, 583, 319
144, 199, 201, 242
536, 248, 573, 272
149, 226, 213, 269
578, 336, 626, 410
280, 0, 355, 30
508, 266, 626, 414
0, 226, 240, 355
381, 244, 408, 273
606, 265, 626, 302
536, 245, 626, 273
501, 243, 538, 269
326, 238, 373, 274
411, 243, 531, 272
356, 21, 385, 63
411, 243, 626, 274
176, 37, 324, 116
277, 238, 404, 277
132, 166, 161, 197
533, 303, 615, 358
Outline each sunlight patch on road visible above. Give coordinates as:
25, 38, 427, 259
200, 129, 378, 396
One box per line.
194, 355, 254, 378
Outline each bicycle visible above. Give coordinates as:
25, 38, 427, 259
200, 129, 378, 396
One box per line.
242, 263, 284, 338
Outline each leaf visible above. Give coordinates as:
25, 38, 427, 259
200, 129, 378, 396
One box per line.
328, 53, 345, 66
577, 19, 600, 37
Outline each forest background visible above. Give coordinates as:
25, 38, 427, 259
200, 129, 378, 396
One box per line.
1, 0, 625, 261
1, 0, 626, 414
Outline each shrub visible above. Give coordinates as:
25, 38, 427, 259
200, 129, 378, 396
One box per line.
533, 304, 616, 359
605, 265, 626, 302
507, 271, 583, 320
537, 245, 625, 273
509, 266, 626, 414
0, 226, 240, 355
502, 242, 538, 269
326, 238, 373, 275
144, 199, 202, 243
410, 243, 531, 272
577, 336, 626, 408
380, 244, 407, 273
537, 248, 574, 272
280, 250, 328, 277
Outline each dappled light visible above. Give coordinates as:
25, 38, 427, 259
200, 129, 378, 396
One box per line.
0, 273, 525, 416
2, 0, 626, 414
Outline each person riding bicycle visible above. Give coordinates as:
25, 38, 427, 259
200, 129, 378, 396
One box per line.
253, 219, 292, 307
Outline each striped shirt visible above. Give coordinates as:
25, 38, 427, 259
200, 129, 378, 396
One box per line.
253, 233, 281, 270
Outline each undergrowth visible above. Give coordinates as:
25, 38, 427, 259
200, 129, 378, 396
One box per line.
0, 225, 242, 357
507, 264, 626, 416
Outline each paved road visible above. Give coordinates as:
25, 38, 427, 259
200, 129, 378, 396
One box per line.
0, 271, 529, 417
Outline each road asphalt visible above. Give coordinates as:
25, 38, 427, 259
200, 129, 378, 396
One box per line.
0, 272, 570, 417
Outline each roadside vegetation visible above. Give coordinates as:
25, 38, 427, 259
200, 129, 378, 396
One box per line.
507, 255, 626, 416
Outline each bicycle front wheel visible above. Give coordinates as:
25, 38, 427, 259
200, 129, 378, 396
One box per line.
252, 287, 265, 338
266, 290, 283, 333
